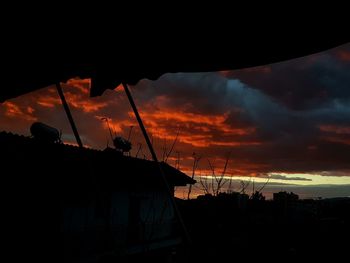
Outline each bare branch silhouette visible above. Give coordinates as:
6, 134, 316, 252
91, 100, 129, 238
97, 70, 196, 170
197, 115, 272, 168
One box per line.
187, 152, 201, 199
258, 176, 270, 193
216, 152, 231, 195
162, 136, 167, 161
164, 127, 180, 163
240, 177, 252, 194
199, 175, 211, 195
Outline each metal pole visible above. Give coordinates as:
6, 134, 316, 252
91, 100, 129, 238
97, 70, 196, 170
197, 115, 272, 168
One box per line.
122, 83, 191, 244
56, 83, 83, 148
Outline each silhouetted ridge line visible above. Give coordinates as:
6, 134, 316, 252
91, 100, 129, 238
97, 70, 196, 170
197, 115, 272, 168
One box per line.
0, 131, 195, 186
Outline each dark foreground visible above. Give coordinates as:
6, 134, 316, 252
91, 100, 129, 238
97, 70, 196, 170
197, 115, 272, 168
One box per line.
175, 194, 350, 262
64, 194, 350, 262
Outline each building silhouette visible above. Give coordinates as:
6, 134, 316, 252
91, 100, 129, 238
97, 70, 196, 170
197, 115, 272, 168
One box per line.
0, 131, 195, 262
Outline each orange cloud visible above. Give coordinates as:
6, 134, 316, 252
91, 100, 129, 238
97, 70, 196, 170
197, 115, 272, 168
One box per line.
95, 115, 137, 135
138, 109, 257, 147
3, 101, 22, 117
37, 93, 61, 108
179, 157, 271, 178
210, 141, 261, 147
139, 100, 246, 132
2, 101, 37, 122
32, 82, 109, 112
65, 78, 90, 94
62, 91, 108, 112
141, 110, 227, 125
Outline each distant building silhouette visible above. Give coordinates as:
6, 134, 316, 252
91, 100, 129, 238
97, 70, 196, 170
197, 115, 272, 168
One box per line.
273, 191, 299, 202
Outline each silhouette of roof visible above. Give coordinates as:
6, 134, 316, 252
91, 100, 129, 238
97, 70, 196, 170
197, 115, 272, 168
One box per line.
0, 131, 195, 187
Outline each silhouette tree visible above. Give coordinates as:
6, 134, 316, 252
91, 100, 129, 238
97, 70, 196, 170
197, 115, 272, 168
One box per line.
187, 152, 201, 199
199, 153, 231, 196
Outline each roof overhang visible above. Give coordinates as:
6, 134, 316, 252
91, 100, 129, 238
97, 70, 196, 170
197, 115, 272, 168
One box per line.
1, 21, 349, 102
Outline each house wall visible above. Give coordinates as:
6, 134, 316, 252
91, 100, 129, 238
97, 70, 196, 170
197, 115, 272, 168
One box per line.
110, 190, 176, 244
63, 189, 177, 258
139, 191, 175, 240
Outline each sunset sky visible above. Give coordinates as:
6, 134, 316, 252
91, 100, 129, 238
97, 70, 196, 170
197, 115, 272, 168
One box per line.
1, 44, 350, 199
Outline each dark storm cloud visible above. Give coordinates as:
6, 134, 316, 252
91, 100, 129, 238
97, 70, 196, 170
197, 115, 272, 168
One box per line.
137, 71, 313, 144
133, 44, 350, 174
136, 72, 290, 133
134, 72, 231, 115
228, 43, 350, 111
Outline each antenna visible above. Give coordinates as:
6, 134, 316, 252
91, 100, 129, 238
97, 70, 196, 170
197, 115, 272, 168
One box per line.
127, 125, 134, 141
101, 117, 114, 142
164, 127, 180, 163
135, 143, 142, 158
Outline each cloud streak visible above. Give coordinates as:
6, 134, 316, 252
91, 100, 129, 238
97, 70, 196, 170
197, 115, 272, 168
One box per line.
267, 174, 312, 181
